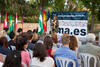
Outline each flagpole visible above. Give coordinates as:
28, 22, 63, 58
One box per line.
0, 13, 1, 36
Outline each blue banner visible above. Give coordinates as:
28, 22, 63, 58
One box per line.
52, 11, 88, 20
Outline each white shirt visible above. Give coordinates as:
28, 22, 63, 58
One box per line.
30, 57, 54, 67
0, 62, 3, 67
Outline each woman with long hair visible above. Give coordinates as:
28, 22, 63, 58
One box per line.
0, 36, 10, 55
30, 43, 55, 67
16, 36, 30, 67
69, 36, 78, 51
3, 51, 21, 67
44, 36, 55, 58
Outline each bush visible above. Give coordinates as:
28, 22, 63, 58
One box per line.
1, 15, 38, 23
23, 16, 38, 23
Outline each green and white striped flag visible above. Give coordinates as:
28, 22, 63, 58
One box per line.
38, 11, 43, 35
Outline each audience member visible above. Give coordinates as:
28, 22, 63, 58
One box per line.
17, 28, 23, 35
27, 32, 34, 50
38, 32, 46, 43
79, 37, 87, 45
44, 36, 55, 58
3, 28, 11, 41
8, 31, 16, 50
32, 33, 38, 44
69, 35, 78, 51
0, 36, 10, 55
54, 34, 79, 67
16, 36, 30, 67
27, 30, 32, 34
51, 32, 59, 50
33, 28, 38, 33
3, 51, 21, 67
0, 54, 3, 67
79, 33, 100, 67
30, 43, 55, 67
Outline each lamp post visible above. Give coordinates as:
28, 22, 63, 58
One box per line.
99, 32, 100, 45
64, 0, 67, 9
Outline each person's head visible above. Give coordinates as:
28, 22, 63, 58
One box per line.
9, 31, 16, 40
54, 16, 58, 21
0, 36, 8, 49
3, 28, 9, 34
86, 33, 96, 42
33, 43, 47, 62
27, 30, 32, 34
17, 28, 23, 34
61, 34, 70, 45
51, 32, 58, 44
16, 36, 28, 51
40, 32, 46, 41
27, 32, 33, 42
69, 36, 78, 51
33, 28, 38, 33
3, 51, 21, 67
32, 33, 38, 43
44, 36, 53, 49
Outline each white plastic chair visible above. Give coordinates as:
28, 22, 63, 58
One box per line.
79, 53, 98, 67
55, 57, 76, 67
22, 62, 27, 67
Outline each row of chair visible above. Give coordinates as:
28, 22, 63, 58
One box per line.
55, 53, 98, 67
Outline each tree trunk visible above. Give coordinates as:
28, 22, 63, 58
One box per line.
91, 13, 94, 33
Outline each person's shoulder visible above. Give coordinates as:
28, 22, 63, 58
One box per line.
45, 57, 54, 63
79, 44, 87, 49
68, 49, 76, 55
21, 51, 29, 56
46, 56, 53, 60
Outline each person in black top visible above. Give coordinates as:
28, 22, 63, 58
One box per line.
8, 31, 16, 50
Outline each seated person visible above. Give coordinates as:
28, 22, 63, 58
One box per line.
3, 51, 21, 67
54, 34, 79, 67
0, 37, 11, 55
79, 33, 100, 67
8, 31, 16, 51
30, 43, 55, 67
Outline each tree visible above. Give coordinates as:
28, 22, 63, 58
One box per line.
81, 0, 100, 32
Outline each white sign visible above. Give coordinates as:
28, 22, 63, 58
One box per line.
52, 11, 88, 38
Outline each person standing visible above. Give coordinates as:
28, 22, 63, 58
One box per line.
51, 16, 59, 33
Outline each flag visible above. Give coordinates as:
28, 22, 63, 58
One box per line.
0, 13, 1, 29
3, 12, 7, 28
47, 11, 51, 34
38, 11, 43, 35
43, 10, 47, 31
9, 15, 13, 33
20, 18, 23, 29
15, 13, 18, 32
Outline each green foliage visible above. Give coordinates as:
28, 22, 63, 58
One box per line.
23, 16, 38, 23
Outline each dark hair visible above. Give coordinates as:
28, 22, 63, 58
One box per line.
0, 36, 8, 49
33, 28, 38, 33
3, 28, 8, 32
16, 36, 28, 51
51, 32, 58, 43
27, 33, 33, 41
9, 31, 15, 39
27, 30, 32, 34
3, 50, 21, 67
44, 36, 53, 49
32, 33, 38, 43
69, 36, 78, 51
33, 43, 47, 62
21, 32, 28, 39
17, 28, 22, 33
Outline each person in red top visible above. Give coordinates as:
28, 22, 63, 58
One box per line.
44, 36, 55, 58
